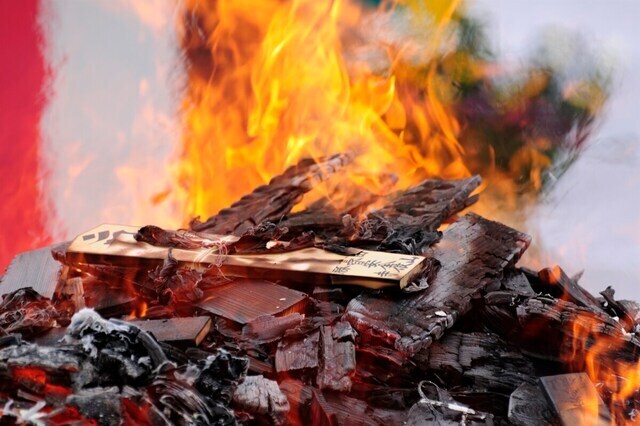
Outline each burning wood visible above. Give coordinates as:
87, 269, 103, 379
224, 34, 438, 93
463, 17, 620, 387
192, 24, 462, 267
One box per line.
1, 161, 639, 425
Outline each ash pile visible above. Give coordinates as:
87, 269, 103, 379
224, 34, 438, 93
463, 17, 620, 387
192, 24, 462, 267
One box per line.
1, 154, 638, 425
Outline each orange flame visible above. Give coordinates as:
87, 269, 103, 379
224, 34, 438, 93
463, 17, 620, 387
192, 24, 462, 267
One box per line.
563, 308, 640, 423
172, 0, 471, 221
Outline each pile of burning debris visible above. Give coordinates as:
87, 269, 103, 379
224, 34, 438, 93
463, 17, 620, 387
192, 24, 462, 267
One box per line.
1, 154, 638, 425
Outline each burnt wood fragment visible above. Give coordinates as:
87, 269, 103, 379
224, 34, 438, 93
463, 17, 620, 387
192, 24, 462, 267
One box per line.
317, 321, 357, 392
515, 296, 640, 362
538, 266, 604, 313
508, 382, 556, 426
344, 213, 531, 356
232, 375, 290, 424
348, 176, 482, 254
242, 313, 304, 344
501, 269, 535, 296
415, 331, 535, 394
275, 330, 320, 373
190, 153, 353, 235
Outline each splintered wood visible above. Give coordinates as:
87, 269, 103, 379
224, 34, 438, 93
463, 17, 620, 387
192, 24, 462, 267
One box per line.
344, 213, 531, 356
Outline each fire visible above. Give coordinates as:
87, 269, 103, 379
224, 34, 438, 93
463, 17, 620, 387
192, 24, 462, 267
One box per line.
173, 0, 471, 221
564, 308, 640, 423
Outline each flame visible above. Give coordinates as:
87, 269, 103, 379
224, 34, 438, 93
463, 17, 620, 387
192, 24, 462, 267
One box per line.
563, 307, 640, 423
173, 0, 471, 221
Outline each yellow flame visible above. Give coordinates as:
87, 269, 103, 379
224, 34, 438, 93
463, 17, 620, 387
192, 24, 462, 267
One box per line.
173, 0, 470, 222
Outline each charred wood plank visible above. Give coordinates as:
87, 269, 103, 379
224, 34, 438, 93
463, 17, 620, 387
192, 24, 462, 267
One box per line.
275, 329, 320, 373
317, 321, 357, 392
242, 313, 304, 344
414, 331, 536, 394
515, 296, 640, 363
282, 176, 482, 255
0, 245, 65, 299
190, 153, 353, 235
501, 269, 535, 296
232, 375, 290, 424
344, 213, 530, 357
538, 266, 604, 313
130, 317, 212, 346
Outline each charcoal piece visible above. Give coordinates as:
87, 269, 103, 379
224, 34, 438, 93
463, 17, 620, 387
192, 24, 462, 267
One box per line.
540, 373, 611, 426
538, 266, 604, 313
0, 343, 81, 373
232, 375, 289, 424
310, 388, 373, 426
0, 288, 61, 336
282, 176, 481, 255
317, 321, 356, 392
508, 383, 556, 426
0, 245, 65, 299
248, 356, 275, 376
501, 269, 535, 296
415, 331, 536, 394
31, 327, 67, 346
344, 213, 531, 357
275, 330, 320, 373
515, 296, 640, 362
349, 176, 482, 254
67, 386, 122, 426
600, 286, 640, 332
197, 279, 307, 325
279, 379, 314, 424
131, 317, 212, 346
242, 313, 304, 344
191, 153, 353, 235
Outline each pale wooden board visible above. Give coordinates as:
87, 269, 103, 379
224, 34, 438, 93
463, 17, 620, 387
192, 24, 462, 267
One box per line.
0, 245, 64, 299
66, 224, 428, 289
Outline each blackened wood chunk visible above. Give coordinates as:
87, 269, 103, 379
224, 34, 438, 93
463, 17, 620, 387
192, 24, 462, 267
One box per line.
515, 297, 640, 362
232, 375, 290, 424
0, 245, 65, 299
538, 266, 604, 313
540, 373, 611, 426
351, 176, 482, 254
508, 383, 556, 426
344, 213, 531, 357
317, 321, 357, 392
600, 286, 640, 333
501, 269, 535, 296
0, 288, 62, 336
190, 153, 353, 235
275, 330, 320, 373
415, 332, 536, 394
242, 313, 304, 344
